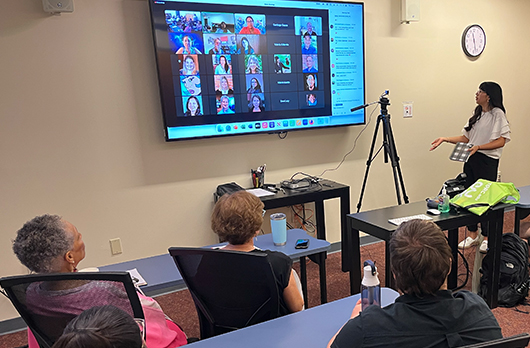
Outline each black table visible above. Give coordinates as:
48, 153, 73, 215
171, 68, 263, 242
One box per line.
346, 200, 507, 308
260, 179, 351, 268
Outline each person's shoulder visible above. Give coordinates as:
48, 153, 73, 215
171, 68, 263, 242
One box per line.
453, 290, 493, 309
454, 289, 484, 300
490, 107, 507, 118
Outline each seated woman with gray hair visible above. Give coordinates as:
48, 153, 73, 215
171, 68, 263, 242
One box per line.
12, 214, 187, 348
211, 190, 305, 314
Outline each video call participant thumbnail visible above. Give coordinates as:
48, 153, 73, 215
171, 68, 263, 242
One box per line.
176, 34, 202, 54
307, 93, 317, 106
246, 55, 263, 74
183, 95, 203, 116
179, 55, 199, 76
215, 75, 234, 96
237, 36, 255, 55
302, 55, 317, 73
180, 75, 201, 96
249, 94, 265, 113
217, 95, 235, 114
213, 55, 231, 74
239, 15, 262, 35
246, 77, 263, 101
274, 55, 291, 74
304, 73, 317, 91
301, 32, 317, 54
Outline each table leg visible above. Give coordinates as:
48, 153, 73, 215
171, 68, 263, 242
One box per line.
348, 218, 361, 294
485, 210, 503, 309
300, 256, 309, 308
315, 201, 326, 240
317, 252, 328, 304
447, 228, 459, 290
514, 207, 530, 236
340, 188, 351, 272
383, 241, 396, 289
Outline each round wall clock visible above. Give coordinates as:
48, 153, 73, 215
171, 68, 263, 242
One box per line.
462, 24, 486, 57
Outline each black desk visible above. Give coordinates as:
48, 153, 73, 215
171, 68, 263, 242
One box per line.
346, 200, 507, 308
260, 179, 351, 269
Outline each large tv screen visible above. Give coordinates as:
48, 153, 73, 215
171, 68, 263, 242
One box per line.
149, 0, 365, 141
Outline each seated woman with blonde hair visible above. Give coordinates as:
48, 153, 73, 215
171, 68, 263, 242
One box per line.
211, 190, 304, 314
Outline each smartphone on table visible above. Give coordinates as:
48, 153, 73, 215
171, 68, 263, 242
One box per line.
295, 239, 310, 249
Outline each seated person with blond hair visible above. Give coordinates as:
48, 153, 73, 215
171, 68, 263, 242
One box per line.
211, 191, 304, 315
328, 219, 501, 348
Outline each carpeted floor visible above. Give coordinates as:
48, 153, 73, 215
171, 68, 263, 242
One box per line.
1, 210, 529, 347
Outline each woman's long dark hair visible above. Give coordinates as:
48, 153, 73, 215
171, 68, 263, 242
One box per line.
465, 81, 506, 131
219, 55, 229, 73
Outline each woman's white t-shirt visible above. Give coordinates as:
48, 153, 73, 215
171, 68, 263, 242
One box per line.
462, 107, 510, 159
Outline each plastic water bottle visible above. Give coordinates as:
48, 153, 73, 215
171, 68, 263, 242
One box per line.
361, 260, 381, 310
438, 185, 451, 213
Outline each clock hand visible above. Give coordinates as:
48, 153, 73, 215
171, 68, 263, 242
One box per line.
472, 33, 476, 50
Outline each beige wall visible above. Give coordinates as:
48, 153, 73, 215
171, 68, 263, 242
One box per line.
1, 0, 529, 322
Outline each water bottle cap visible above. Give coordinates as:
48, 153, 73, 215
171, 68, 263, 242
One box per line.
362, 264, 380, 287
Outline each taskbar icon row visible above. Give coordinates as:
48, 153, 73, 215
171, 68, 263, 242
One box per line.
215, 116, 331, 134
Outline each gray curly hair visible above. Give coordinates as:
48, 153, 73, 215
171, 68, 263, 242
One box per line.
12, 214, 74, 273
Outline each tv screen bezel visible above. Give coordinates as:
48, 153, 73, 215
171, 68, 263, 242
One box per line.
148, 0, 366, 141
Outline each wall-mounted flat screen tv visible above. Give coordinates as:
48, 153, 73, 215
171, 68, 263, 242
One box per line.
149, 0, 365, 141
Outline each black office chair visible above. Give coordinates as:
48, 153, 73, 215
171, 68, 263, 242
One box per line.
460, 333, 530, 348
168, 247, 281, 339
0, 272, 144, 348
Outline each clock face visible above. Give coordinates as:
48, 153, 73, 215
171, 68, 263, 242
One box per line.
462, 25, 486, 57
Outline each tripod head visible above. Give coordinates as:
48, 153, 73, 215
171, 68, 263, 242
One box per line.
379, 90, 390, 115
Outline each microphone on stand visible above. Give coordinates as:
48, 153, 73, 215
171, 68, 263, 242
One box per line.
350, 103, 370, 112
350, 90, 389, 112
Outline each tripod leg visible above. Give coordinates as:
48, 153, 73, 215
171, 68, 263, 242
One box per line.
380, 117, 402, 205
385, 119, 409, 204
356, 115, 383, 213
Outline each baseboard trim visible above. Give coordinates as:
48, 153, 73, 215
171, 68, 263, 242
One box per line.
0, 316, 26, 336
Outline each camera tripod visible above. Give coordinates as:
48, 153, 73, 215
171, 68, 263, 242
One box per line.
356, 92, 409, 213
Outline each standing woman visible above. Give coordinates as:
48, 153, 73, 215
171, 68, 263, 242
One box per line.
430, 82, 510, 252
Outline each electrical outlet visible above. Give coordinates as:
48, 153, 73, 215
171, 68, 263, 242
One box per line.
403, 102, 413, 117
109, 238, 123, 255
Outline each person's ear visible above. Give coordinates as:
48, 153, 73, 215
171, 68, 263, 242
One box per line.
65, 250, 75, 264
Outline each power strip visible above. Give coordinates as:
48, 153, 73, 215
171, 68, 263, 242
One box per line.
281, 179, 311, 189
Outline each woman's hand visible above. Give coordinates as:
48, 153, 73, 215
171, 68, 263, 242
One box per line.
430, 137, 445, 151
467, 145, 480, 156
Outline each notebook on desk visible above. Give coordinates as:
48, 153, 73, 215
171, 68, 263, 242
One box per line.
388, 214, 433, 226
